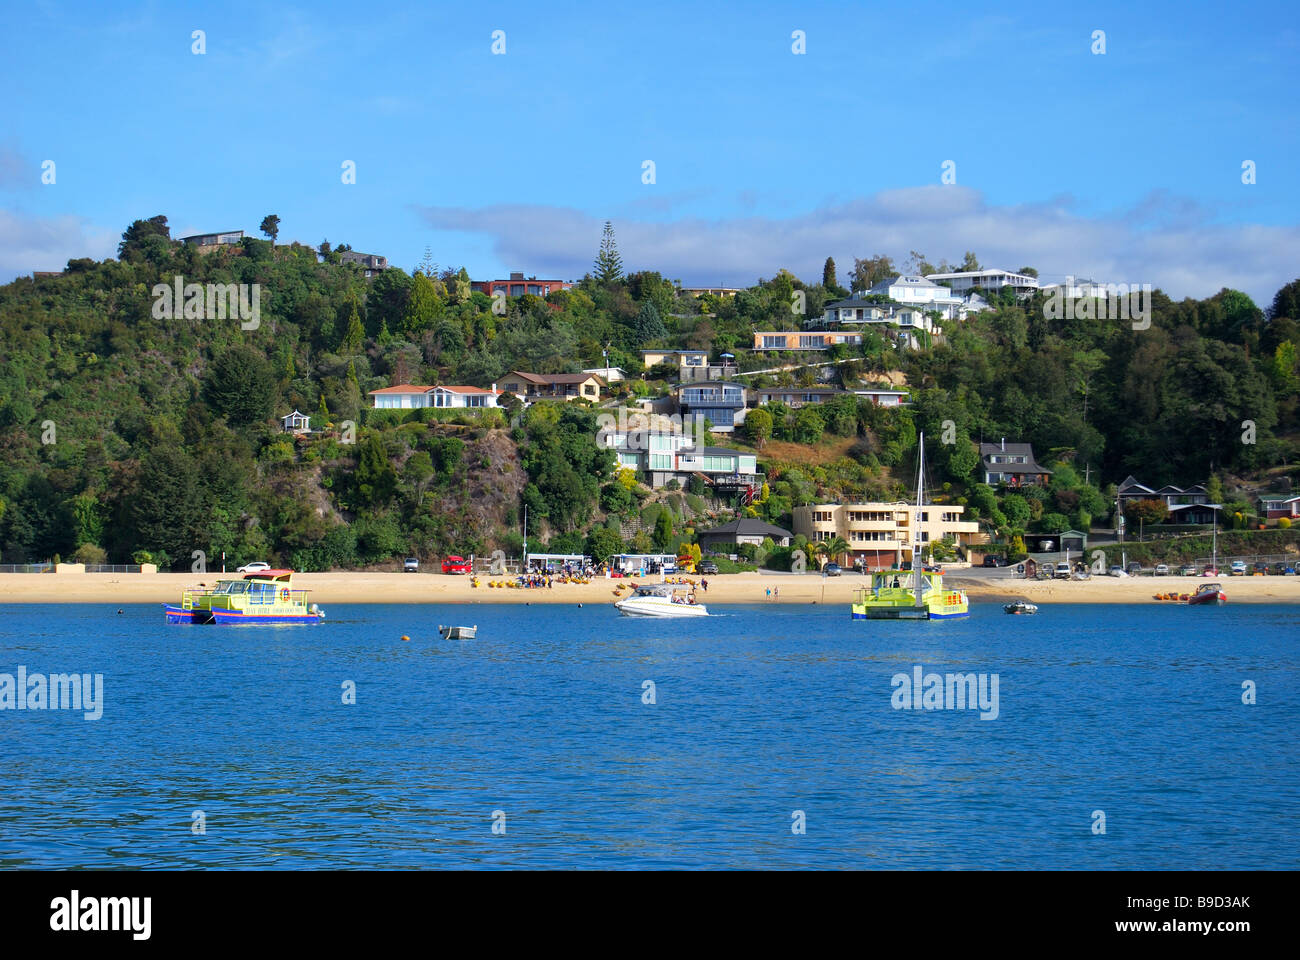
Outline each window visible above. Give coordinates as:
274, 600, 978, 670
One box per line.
813, 511, 833, 523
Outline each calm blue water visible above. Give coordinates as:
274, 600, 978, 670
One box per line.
0, 601, 1296, 869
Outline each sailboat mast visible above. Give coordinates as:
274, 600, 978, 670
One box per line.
914, 433, 924, 607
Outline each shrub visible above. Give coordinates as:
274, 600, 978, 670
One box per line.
73, 543, 108, 565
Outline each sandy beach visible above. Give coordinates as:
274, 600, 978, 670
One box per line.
1, 570, 1297, 605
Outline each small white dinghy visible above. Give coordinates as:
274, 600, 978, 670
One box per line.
438, 624, 477, 639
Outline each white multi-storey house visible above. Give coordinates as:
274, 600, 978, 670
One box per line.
925, 269, 1039, 296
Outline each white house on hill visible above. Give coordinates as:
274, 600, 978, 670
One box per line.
368, 384, 502, 409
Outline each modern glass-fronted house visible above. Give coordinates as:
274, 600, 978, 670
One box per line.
675, 382, 747, 432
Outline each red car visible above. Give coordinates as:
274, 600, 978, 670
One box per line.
441, 556, 472, 575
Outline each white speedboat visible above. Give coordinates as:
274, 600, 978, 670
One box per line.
615, 584, 709, 618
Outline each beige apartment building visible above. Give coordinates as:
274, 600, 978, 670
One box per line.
792, 502, 981, 569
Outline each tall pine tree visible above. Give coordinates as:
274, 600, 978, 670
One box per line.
594, 221, 624, 283
822, 257, 837, 290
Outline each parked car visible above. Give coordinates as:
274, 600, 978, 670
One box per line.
1179, 564, 1198, 576
824, 562, 843, 576
698, 560, 719, 575
1127, 562, 1143, 576
982, 555, 1007, 568
1108, 565, 1128, 577
1201, 567, 1220, 577
1230, 560, 1248, 576
441, 555, 472, 575
237, 561, 271, 573
1154, 563, 1170, 575
1252, 562, 1270, 575
403, 557, 419, 573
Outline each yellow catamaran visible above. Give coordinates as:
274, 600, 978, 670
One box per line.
163, 569, 324, 624
851, 433, 970, 620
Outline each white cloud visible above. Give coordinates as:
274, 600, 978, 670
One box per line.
414, 186, 1300, 307
0, 209, 117, 280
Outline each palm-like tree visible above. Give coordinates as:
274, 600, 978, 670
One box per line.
815, 536, 850, 567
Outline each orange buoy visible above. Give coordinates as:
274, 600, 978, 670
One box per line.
401, 635, 410, 642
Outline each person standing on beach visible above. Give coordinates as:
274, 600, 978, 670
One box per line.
766, 587, 771, 600
774, 586, 779, 600
701, 579, 708, 592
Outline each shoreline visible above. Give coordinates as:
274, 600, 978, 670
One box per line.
1, 571, 1298, 605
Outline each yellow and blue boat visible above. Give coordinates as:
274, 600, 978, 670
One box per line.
851, 567, 969, 619
850, 432, 969, 621
163, 569, 324, 624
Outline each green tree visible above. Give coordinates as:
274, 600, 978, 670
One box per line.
338, 297, 365, 354
793, 405, 825, 444
822, 257, 838, 291
202, 345, 277, 425
815, 536, 850, 566
404, 451, 435, 505
594, 221, 624, 284
633, 301, 666, 344
586, 525, 625, 563
653, 509, 674, 550
1002, 494, 1031, 528
354, 436, 397, 506
260, 214, 281, 247
130, 445, 204, 568
851, 254, 895, 292
401, 271, 445, 339
117, 215, 170, 259
744, 407, 773, 448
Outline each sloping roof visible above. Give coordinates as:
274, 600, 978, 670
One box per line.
980, 441, 1037, 457
368, 384, 434, 395
506, 371, 604, 386
825, 296, 891, 309
1117, 475, 1153, 493
979, 441, 1052, 475
435, 385, 497, 394
868, 275, 954, 295
699, 518, 793, 539
925, 269, 1038, 281
756, 387, 847, 396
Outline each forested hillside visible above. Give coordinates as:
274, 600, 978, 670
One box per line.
0, 215, 1296, 569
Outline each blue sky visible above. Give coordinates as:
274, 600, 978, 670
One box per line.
2, 0, 1297, 303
